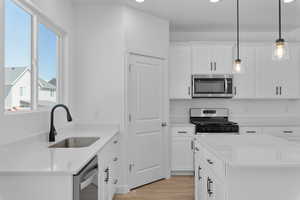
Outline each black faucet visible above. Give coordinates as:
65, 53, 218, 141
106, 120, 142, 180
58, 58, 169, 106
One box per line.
49, 104, 73, 142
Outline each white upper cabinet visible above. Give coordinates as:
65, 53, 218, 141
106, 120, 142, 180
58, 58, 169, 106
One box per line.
233, 45, 256, 98
256, 45, 300, 99
169, 44, 192, 99
213, 45, 234, 74
169, 42, 300, 100
192, 45, 213, 74
192, 44, 233, 74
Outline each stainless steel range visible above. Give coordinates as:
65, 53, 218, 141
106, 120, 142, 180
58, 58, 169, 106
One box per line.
190, 108, 239, 134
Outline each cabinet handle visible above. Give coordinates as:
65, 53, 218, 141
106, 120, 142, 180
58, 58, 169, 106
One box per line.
188, 86, 191, 96
207, 177, 213, 197
283, 131, 293, 134
214, 62, 217, 71
113, 140, 118, 144
114, 179, 118, 185
207, 159, 214, 165
198, 166, 202, 180
104, 168, 109, 183
234, 86, 237, 96
191, 140, 194, 151
178, 131, 188, 134
280, 86, 282, 96
210, 62, 213, 71
276, 86, 279, 96
246, 131, 257, 134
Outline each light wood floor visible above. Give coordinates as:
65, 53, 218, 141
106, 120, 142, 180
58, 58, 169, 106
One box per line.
114, 176, 194, 200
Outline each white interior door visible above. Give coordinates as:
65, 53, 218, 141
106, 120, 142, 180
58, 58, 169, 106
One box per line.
128, 54, 165, 189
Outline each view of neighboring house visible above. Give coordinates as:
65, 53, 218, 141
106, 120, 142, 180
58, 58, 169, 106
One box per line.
5, 67, 56, 111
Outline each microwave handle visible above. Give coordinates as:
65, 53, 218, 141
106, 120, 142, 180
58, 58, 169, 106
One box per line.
224, 78, 228, 93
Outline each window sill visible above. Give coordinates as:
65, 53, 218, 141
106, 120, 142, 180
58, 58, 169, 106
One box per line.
4, 107, 52, 116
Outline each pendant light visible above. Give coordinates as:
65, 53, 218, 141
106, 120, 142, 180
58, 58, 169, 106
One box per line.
233, 0, 244, 73
273, 0, 289, 60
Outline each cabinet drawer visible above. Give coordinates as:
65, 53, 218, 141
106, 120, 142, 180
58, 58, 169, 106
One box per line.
202, 148, 225, 179
171, 126, 195, 137
239, 127, 263, 135
263, 127, 300, 137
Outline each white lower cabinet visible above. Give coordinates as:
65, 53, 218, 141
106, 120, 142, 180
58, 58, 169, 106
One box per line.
195, 143, 225, 200
195, 138, 300, 200
262, 127, 300, 141
98, 134, 120, 200
240, 126, 300, 138
171, 125, 195, 173
239, 127, 263, 135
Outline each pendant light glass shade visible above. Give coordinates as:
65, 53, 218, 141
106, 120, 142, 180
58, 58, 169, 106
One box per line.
273, 0, 289, 61
233, 58, 245, 74
272, 39, 289, 60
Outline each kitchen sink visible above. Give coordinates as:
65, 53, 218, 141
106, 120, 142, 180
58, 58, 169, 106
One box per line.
49, 137, 100, 148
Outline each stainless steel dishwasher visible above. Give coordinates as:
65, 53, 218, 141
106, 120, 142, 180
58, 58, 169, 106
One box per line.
73, 156, 98, 200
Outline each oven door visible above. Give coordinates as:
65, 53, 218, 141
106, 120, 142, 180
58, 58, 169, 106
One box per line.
192, 75, 233, 98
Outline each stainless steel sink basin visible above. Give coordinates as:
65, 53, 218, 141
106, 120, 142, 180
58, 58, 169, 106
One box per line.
49, 137, 100, 148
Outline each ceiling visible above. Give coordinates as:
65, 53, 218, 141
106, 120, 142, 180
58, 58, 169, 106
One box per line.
73, 0, 300, 32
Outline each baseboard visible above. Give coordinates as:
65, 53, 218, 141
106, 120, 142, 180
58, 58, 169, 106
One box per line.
116, 185, 130, 194
171, 170, 194, 176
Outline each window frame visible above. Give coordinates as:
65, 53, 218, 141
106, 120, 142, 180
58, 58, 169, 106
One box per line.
4, 0, 66, 114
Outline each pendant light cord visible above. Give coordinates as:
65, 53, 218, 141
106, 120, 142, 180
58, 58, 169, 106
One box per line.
237, 0, 240, 59
279, 0, 282, 39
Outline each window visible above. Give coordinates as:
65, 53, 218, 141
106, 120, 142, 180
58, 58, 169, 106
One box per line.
4, 0, 63, 112
38, 24, 58, 107
5, 0, 32, 111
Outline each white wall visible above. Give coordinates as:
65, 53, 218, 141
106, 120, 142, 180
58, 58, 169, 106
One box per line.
124, 7, 169, 58
170, 99, 300, 125
72, 4, 170, 125
73, 4, 125, 125
0, 0, 74, 145
73, 3, 169, 192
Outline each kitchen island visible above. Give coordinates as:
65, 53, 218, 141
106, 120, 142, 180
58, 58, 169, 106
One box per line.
195, 134, 300, 200
0, 124, 120, 200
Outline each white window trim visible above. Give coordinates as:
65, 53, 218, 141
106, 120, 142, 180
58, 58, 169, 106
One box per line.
4, 0, 67, 114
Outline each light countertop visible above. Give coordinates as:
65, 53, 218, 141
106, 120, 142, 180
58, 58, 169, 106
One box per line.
196, 134, 300, 167
0, 124, 119, 175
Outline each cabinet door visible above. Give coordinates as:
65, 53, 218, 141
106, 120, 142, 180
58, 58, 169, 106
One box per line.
206, 170, 225, 200
169, 44, 192, 99
213, 45, 233, 74
192, 45, 214, 74
98, 155, 109, 200
234, 46, 256, 98
256, 46, 281, 98
195, 148, 207, 200
171, 137, 194, 171
278, 46, 300, 99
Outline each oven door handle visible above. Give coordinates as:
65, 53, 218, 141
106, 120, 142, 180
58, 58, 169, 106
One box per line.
224, 78, 228, 94
80, 168, 98, 190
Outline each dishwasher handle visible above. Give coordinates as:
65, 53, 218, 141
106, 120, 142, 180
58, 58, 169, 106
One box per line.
80, 167, 98, 191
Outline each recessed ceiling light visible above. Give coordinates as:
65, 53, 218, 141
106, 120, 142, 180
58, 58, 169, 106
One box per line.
209, 0, 221, 3
284, 0, 295, 3
136, 0, 144, 3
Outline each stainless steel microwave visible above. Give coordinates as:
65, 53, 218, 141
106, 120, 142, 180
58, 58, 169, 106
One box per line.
192, 74, 234, 98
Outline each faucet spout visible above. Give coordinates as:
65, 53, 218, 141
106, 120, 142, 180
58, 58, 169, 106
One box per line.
49, 104, 73, 142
